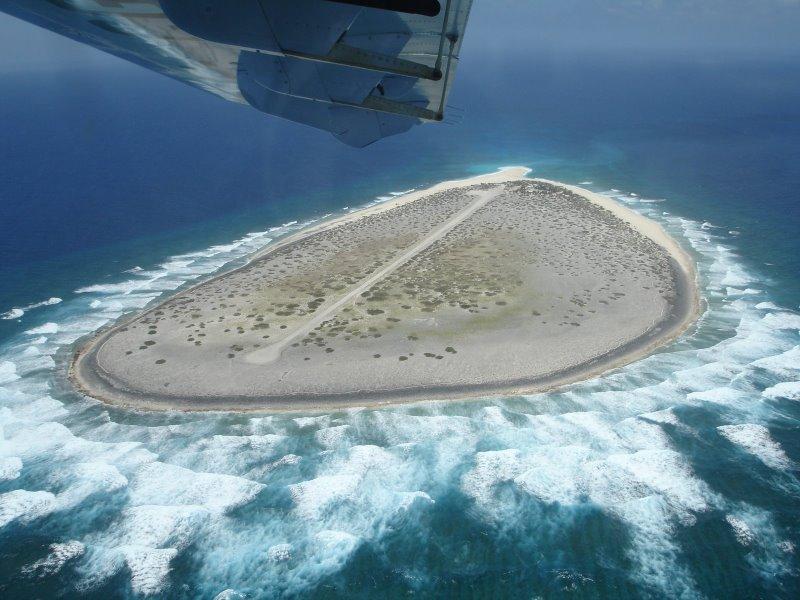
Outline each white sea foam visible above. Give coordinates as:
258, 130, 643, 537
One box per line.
128, 462, 264, 513
120, 545, 178, 596
118, 504, 209, 550
726, 504, 795, 576
752, 346, 800, 378
0, 361, 19, 385
0, 489, 56, 528
289, 445, 400, 520
717, 424, 792, 470
75, 281, 147, 295
171, 434, 286, 476
778, 541, 795, 554
24, 322, 58, 335
397, 490, 434, 512
614, 494, 700, 598
267, 543, 292, 562
638, 408, 681, 427
213, 590, 247, 600
1, 297, 61, 321
726, 287, 762, 296
0, 456, 22, 481
55, 462, 128, 510
762, 381, 800, 400
460, 448, 522, 514
0, 449, 131, 526
74, 546, 125, 593
457, 396, 723, 597
294, 415, 331, 429
462, 444, 710, 595
22, 541, 85, 578
12, 350, 56, 376
726, 514, 756, 545
480, 405, 515, 427
720, 265, 754, 287
1, 421, 156, 472
762, 312, 800, 331
314, 425, 350, 448
687, 387, 751, 409
755, 301, 784, 311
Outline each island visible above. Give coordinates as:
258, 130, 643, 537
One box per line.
71, 167, 699, 411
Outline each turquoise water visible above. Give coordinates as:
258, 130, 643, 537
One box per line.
1, 46, 800, 600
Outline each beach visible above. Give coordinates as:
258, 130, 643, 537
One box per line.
71, 167, 700, 411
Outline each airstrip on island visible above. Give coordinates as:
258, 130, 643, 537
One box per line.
72, 167, 699, 410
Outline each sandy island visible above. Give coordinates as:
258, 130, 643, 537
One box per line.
71, 167, 700, 411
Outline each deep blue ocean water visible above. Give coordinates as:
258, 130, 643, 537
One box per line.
1, 42, 799, 600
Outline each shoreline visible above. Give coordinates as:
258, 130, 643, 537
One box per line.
70, 168, 701, 412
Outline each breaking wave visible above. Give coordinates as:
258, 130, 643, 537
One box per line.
0, 182, 798, 597
1, 297, 62, 321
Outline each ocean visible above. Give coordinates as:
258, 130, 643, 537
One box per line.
1, 47, 799, 598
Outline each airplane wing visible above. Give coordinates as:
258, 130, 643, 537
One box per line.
0, 1, 474, 147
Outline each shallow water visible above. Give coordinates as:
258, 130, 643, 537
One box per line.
1, 182, 798, 598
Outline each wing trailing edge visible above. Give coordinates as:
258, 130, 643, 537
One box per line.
1, 0, 474, 146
